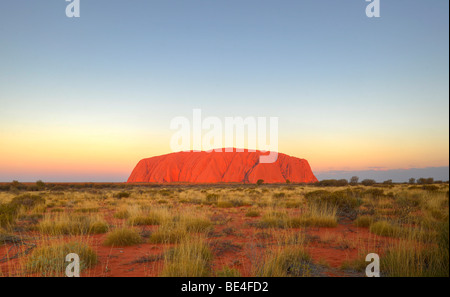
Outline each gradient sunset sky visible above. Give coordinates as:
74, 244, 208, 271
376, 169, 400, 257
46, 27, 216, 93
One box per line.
0, 0, 448, 182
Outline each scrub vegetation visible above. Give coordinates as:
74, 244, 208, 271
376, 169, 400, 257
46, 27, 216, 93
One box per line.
0, 181, 448, 277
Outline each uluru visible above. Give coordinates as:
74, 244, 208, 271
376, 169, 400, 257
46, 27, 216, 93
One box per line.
127, 149, 318, 184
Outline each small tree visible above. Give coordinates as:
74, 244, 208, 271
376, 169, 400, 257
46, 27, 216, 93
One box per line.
36, 180, 46, 190
361, 179, 376, 186
350, 176, 359, 185
285, 179, 291, 184
417, 177, 434, 185
383, 179, 393, 185
10, 180, 26, 191
256, 179, 264, 186
408, 178, 416, 184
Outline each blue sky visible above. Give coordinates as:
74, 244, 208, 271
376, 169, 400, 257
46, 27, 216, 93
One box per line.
0, 0, 448, 181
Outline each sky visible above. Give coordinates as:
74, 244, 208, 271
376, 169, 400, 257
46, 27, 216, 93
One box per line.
0, 0, 449, 182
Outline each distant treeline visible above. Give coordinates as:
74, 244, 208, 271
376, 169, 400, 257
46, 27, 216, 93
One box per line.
0, 180, 147, 192
314, 176, 448, 187
0, 177, 448, 192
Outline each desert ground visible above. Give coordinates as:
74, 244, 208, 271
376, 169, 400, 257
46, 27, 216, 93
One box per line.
0, 181, 448, 277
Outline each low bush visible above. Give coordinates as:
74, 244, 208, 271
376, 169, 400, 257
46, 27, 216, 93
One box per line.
0, 203, 19, 227
114, 192, 130, 199
10, 194, 45, 209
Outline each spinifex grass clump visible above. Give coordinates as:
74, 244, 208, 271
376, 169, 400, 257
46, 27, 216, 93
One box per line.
255, 247, 312, 277
0, 203, 19, 228
182, 215, 213, 233
215, 267, 241, 277
127, 207, 171, 226
381, 220, 449, 277
257, 211, 289, 228
305, 190, 361, 208
127, 214, 161, 226
216, 200, 234, 208
149, 214, 212, 243
245, 209, 261, 217
104, 227, 142, 246
38, 214, 109, 235
27, 241, 97, 277
354, 215, 375, 228
149, 224, 187, 244
161, 236, 212, 277
369, 221, 402, 237
114, 209, 130, 219
289, 204, 338, 228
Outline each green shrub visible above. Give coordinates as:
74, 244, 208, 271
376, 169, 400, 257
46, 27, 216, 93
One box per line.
363, 188, 385, 198
422, 185, 439, 192
10, 194, 45, 209
317, 179, 349, 187
10, 180, 26, 190
305, 190, 361, 211
417, 178, 434, 185
114, 192, 130, 199
36, 180, 46, 190
395, 194, 421, 208
361, 179, 376, 186
0, 203, 19, 227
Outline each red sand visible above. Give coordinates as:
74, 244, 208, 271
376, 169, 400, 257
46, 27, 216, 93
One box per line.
127, 149, 318, 184
0, 206, 392, 277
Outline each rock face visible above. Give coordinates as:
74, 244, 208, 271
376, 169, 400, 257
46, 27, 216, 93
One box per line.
127, 149, 318, 184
